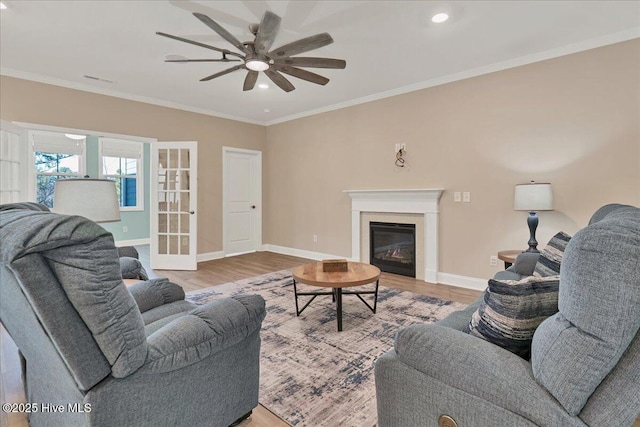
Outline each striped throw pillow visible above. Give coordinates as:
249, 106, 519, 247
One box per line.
533, 231, 572, 277
466, 275, 560, 359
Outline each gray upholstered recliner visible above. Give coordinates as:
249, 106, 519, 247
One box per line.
375, 204, 640, 427
0, 204, 266, 427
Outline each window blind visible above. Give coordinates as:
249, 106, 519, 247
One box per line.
100, 138, 143, 159
32, 132, 84, 155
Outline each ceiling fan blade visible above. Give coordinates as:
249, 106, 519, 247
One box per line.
274, 57, 346, 69
156, 32, 242, 58
254, 11, 281, 55
200, 64, 245, 82
165, 58, 241, 63
269, 33, 333, 58
275, 66, 329, 86
193, 12, 249, 54
243, 71, 259, 91
264, 69, 295, 92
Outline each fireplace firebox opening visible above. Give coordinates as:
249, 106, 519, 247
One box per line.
369, 222, 416, 278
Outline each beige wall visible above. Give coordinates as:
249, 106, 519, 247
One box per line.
2, 40, 638, 279
264, 40, 640, 280
0, 75, 266, 255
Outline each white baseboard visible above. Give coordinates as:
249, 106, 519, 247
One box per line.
437, 272, 487, 291
262, 244, 353, 262
263, 244, 487, 291
115, 238, 150, 247
197, 251, 225, 263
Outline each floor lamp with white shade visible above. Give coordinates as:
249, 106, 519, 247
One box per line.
53, 178, 121, 223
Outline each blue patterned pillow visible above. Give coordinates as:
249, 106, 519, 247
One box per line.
466, 275, 560, 359
533, 232, 572, 277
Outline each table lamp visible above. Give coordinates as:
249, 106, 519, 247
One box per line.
53, 178, 121, 223
514, 181, 553, 252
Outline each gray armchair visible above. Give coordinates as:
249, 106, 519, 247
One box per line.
0, 204, 266, 426
375, 204, 640, 426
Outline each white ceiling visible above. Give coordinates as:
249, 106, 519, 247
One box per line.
1, 1, 639, 125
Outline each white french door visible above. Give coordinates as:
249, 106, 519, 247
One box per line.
223, 147, 262, 256
0, 120, 27, 203
150, 141, 198, 270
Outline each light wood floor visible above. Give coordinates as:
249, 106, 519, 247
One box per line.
2, 250, 637, 426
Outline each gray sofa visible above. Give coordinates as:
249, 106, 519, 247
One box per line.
375, 204, 640, 427
0, 204, 266, 426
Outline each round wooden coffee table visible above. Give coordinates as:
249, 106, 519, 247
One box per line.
292, 261, 381, 331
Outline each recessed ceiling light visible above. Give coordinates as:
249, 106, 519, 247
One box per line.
0, 2, 7, 10
264, 109, 271, 113
258, 83, 269, 89
431, 13, 449, 23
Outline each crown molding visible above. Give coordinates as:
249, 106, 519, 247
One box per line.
265, 28, 640, 126
0, 67, 266, 126
2, 27, 638, 128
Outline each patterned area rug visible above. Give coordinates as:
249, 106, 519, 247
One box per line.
186, 270, 465, 427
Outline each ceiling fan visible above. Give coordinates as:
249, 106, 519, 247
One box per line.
157, 11, 346, 92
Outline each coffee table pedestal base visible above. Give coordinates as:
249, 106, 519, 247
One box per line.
293, 279, 380, 332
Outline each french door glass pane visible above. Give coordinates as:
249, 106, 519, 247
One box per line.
157, 147, 192, 255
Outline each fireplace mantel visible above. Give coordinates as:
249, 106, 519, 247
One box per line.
344, 189, 444, 283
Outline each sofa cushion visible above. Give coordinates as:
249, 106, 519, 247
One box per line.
466, 275, 560, 358
531, 207, 640, 416
533, 231, 572, 277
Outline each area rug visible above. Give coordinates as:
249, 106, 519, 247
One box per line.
186, 270, 466, 427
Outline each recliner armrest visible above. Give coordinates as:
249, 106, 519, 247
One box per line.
145, 294, 266, 373
119, 256, 149, 280
128, 278, 185, 313
393, 324, 574, 426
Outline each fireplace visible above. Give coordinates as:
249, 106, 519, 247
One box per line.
345, 188, 443, 283
370, 222, 416, 277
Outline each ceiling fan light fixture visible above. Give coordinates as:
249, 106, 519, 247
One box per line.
246, 59, 269, 72
431, 13, 449, 23
258, 83, 269, 89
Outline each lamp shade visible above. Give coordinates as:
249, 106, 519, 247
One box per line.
53, 178, 121, 223
514, 182, 553, 212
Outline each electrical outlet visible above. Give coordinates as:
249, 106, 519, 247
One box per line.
463, 192, 471, 203
400, 143, 406, 152
313, 234, 318, 243
453, 192, 461, 202
490, 255, 498, 266
122, 226, 128, 233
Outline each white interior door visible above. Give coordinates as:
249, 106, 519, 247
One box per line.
150, 141, 198, 270
223, 147, 262, 256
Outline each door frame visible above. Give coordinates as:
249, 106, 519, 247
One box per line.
222, 146, 262, 256
150, 141, 198, 270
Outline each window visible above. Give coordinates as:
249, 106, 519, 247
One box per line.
99, 138, 144, 211
31, 131, 85, 208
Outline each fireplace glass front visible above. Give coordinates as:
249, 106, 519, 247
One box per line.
369, 222, 416, 277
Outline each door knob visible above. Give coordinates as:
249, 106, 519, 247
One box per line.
189, 211, 195, 214
251, 205, 256, 209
